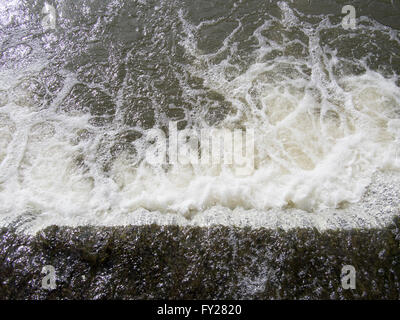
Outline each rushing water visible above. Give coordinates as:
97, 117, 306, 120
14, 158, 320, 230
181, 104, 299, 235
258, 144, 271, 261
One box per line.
0, 0, 400, 233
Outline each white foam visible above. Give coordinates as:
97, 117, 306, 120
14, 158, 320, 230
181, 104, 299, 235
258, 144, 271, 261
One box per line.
1, 2, 400, 234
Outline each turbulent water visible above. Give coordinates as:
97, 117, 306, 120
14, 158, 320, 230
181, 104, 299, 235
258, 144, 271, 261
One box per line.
0, 0, 400, 233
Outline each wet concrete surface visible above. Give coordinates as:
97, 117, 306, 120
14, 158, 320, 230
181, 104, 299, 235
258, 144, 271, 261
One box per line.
1, 217, 399, 299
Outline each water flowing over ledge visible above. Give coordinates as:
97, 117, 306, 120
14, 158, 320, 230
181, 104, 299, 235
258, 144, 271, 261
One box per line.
1, 0, 400, 301
1, 0, 400, 232
1, 217, 400, 299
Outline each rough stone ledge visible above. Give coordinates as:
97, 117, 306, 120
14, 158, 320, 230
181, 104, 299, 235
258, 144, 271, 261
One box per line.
1, 216, 399, 299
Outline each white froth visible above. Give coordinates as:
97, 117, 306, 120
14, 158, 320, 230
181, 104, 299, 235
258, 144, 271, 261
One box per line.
1, 3, 400, 234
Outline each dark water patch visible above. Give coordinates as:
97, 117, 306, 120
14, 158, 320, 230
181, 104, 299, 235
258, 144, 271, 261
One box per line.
1, 217, 399, 299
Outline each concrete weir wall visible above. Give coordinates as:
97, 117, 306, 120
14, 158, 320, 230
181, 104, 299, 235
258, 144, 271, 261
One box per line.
1, 217, 399, 299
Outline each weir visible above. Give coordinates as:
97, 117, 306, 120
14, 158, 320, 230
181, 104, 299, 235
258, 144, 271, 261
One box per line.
0, 0, 400, 301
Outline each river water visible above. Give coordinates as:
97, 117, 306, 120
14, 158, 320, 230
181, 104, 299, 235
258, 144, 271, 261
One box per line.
1, 0, 400, 234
